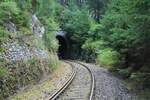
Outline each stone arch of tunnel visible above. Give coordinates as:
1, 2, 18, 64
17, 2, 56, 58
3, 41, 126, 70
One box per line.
56, 35, 68, 59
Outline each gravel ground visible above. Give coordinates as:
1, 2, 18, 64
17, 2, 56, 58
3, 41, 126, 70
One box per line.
9, 62, 72, 100
9, 61, 138, 100
81, 62, 138, 100
57, 62, 91, 100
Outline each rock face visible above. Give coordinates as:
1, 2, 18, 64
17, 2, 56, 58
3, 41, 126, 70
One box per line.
0, 14, 48, 62
4, 21, 17, 33
0, 42, 49, 61
0, 13, 58, 100
31, 14, 45, 38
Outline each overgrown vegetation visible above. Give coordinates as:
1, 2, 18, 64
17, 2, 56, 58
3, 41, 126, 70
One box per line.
0, 55, 59, 99
97, 48, 120, 68
94, 0, 150, 92
0, 0, 60, 99
0, 0, 149, 99
53, 0, 150, 98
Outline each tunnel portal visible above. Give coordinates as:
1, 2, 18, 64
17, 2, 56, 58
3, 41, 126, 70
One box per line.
56, 32, 68, 59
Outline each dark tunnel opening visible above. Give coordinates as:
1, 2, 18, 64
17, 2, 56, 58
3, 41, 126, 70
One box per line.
56, 35, 68, 59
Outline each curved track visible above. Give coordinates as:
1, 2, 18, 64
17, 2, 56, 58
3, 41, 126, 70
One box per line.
77, 61, 95, 100
49, 61, 76, 100
49, 60, 95, 100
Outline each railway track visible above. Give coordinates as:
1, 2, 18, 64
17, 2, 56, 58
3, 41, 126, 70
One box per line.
49, 60, 95, 100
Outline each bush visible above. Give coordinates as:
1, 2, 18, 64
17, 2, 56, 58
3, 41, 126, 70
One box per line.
14, 11, 30, 28
82, 39, 108, 52
97, 48, 120, 68
118, 68, 132, 78
0, 67, 7, 79
0, 1, 20, 23
0, 55, 60, 99
48, 53, 60, 69
43, 17, 59, 51
19, 27, 32, 35
62, 7, 91, 44
0, 27, 9, 40
33, 37, 45, 49
130, 72, 150, 86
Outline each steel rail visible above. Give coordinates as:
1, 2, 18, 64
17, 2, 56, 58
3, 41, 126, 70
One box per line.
68, 60, 95, 100
49, 60, 95, 100
76, 61, 95, 100
49, 61, 76, 100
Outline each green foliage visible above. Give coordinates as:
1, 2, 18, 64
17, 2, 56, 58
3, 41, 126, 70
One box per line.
0, 1, 30, 37
14, 11, 30, 28
33, 37, 45, 49
81, 39, 108, 61
0, 67, 7, 79
97, 48, 120, 68
43, 17, 59, 51
0, 47, 5, 53
92, 0, 150, 89
19, 27, 32, 35
44, 32, 58, 51
0, 1, 20, 24
0, 55, 60, 99
30, 0, 60, 52
37, 0, 61, 16
0, 1, 61, 99
87, 0, 107, 21
61, 7, 91, 44
48, 53, 60, 69
16, 0, 32, 10
0, 0, 149, 98
82, 39, 107, 52
0, 27, 9, 39
118, 68, 132, 78
130, 72, 144, 82
0, 0, 59, 51
56, 5, 97, 59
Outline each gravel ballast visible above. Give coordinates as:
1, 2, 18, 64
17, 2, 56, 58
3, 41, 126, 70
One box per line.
81, 62, 138, 100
